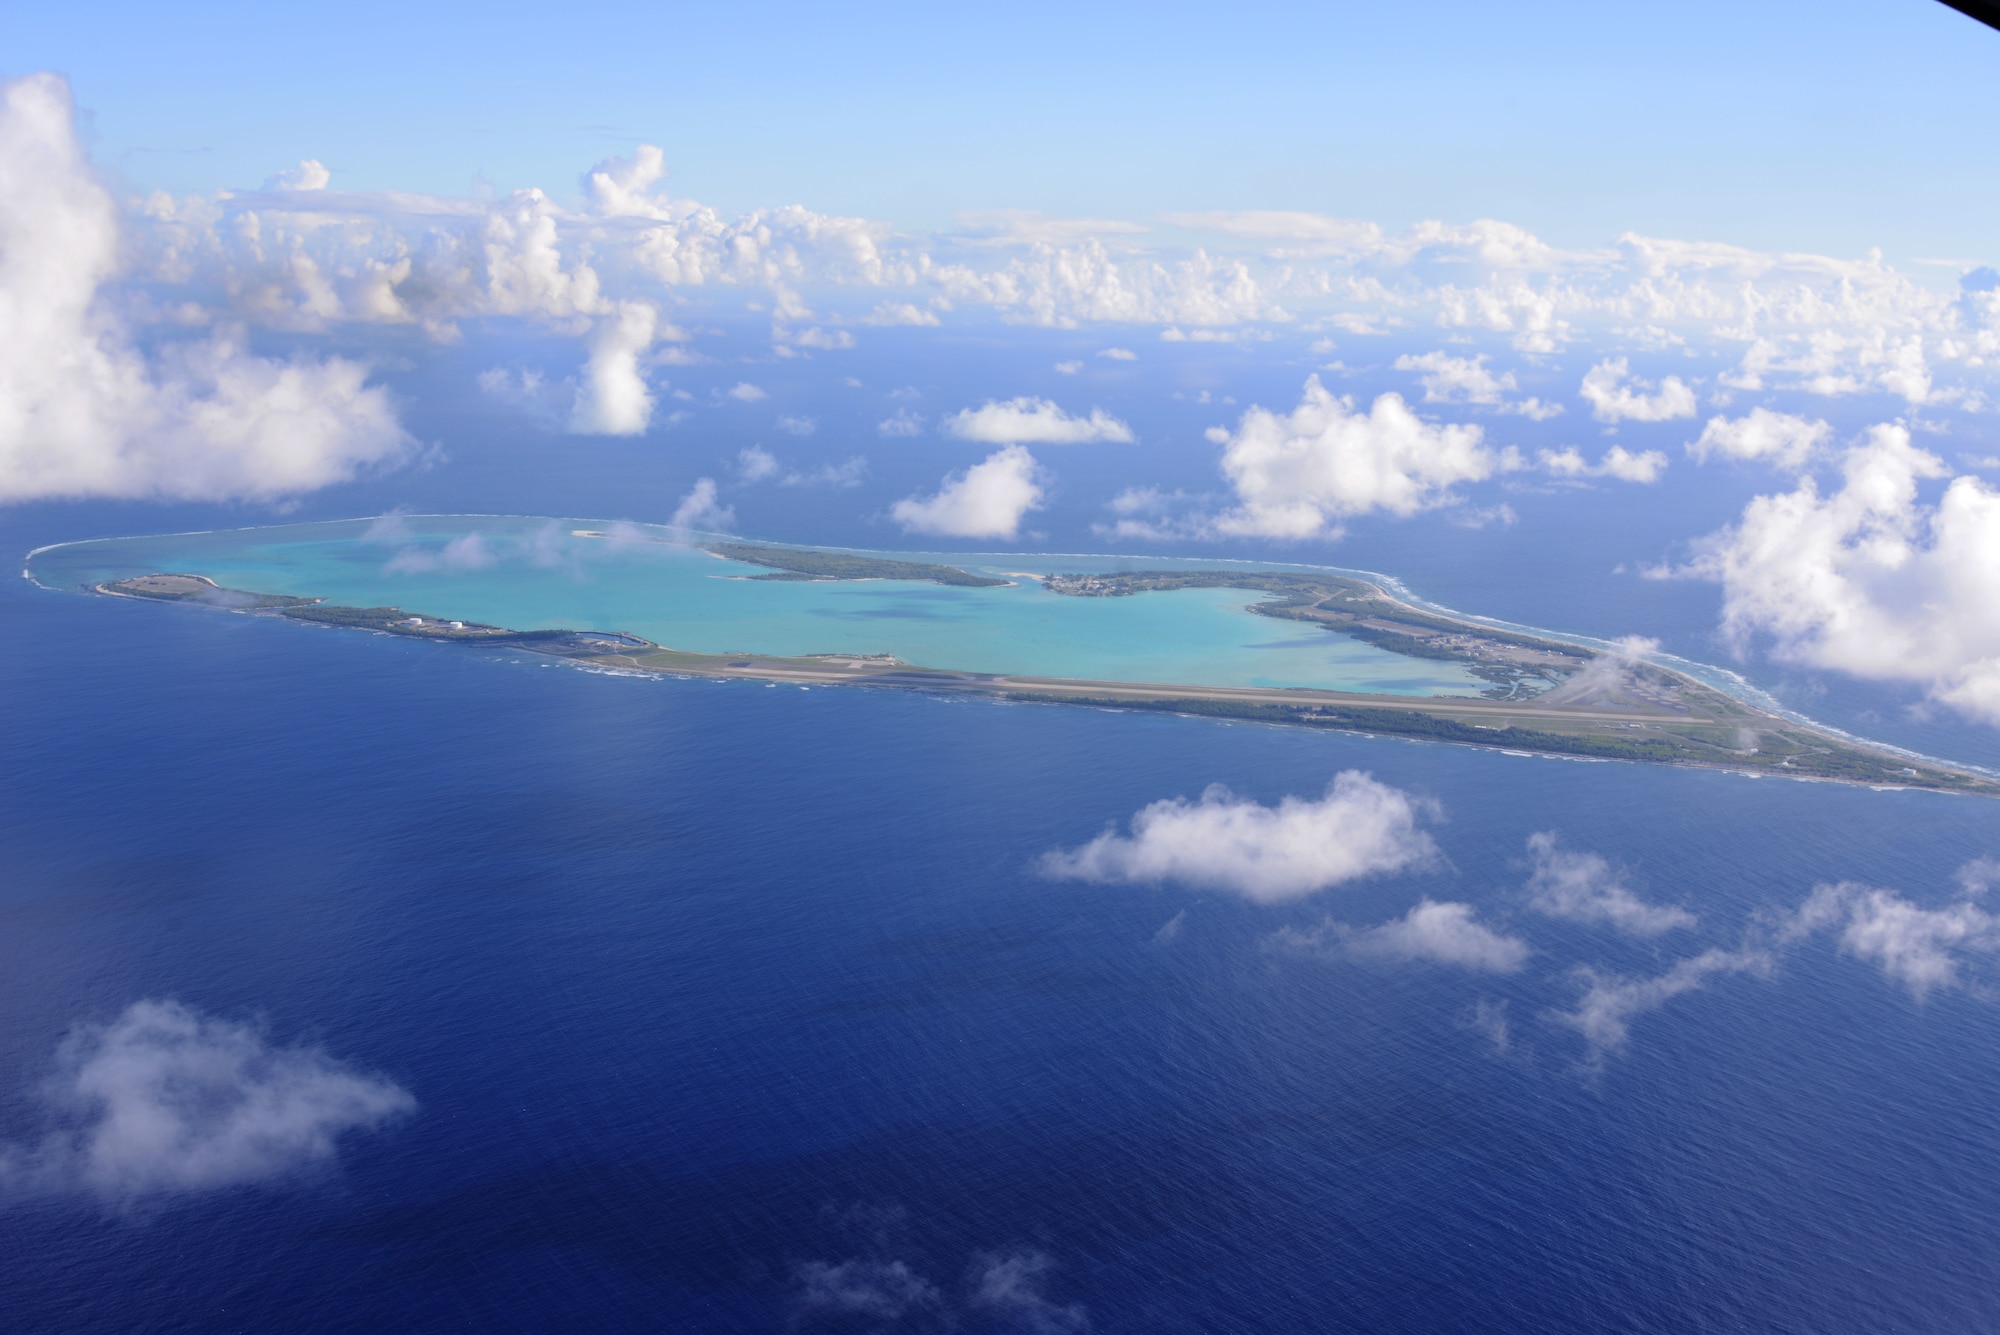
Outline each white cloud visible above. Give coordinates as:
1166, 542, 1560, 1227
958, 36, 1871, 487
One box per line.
26, 79, 2000, 521
1284, 900, 1530, 972
1687, 408, 1831, 469
1041, 771, 1438, 904
890, 444, 1044, 539
384, 531, 500, 575
930, 237, 1279, 328
1537, 445, 1669, 483
724, 381, 766, 402
784, 456, 868, 489
29, 103, 1996, 476
0, 1000, 412, 1205
1208, 376, 1512, 538
942, 397, 1134, 445
1091, 485, 1211, 543
568, 301, 658, 435
1535, 634, 1660, 707
877, 408, 925, 437
966, 1251, 1091, 1333
1783, 881, 2000, 1000
477, 366, 560, 422
739, 446, 867, 490
1397, 350, 1514, 404
1522, 831, 1695, 935
1957, 858, 2000, 898
669, 477, 734, 535
776, 414, 817, 436
865, 301, 940, 326
1579, 358, 1698, 423
1053, 360, 1083, 375
477, 188, 607, 319
1554, 949, 1773, 1056
788, 325, 855, 351
1098, 347, 1137, 361
737, 444, 780, 483
0, 74, 411, 504
582, 143, 668, 217
792, 1250, 1086, 1333
793, 1260, 942, 1323
1685, 424, 2000, 723
1393, 350, 1564, 419
75, 118, 2000, 422
262, 159, 330, 192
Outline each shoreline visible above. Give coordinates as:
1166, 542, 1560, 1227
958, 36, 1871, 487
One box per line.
507, 642, 1992, 794
34, 539, 2000, 796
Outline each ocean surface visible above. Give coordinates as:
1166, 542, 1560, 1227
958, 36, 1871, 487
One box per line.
8, 512, 2000, 1333
26, 517, 1492, 696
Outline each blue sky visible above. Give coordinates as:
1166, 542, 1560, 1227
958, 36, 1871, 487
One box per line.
12, 0, 1997, 258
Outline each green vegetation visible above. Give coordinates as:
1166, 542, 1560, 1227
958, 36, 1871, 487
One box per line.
707, 542, 1009, 587
998, 690, 1992, 791
280, 604, 579, 643
102, 575, 315, 610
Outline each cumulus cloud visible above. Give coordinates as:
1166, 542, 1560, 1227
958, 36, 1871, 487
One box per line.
890, 444, 1044, 539
1553, 949, 1773, 1057
1782, 880, 2000, 1000
1684, 424, 2000, 722
1522, 832, 1695, 935
1280, 900, 1529, 972
1393, 351, 1563, 419
262, 159, 330, 192
1537, 445, 1669, 483
568, 301, 658, 435
0, 1000, 413, 1206
942, 397, 1134, 445
21, 85, 1994, 480
25, 70, 2000, 523
724, 382, 766, 402
1579, 358, 1698, 423
1041, 771, 1439, 904
1688, 409, 1831, 469
1957, 858, 2000, 898
776, 414, 816, 436
1207, 376, 1512, 537
878, 408, 925, 437
669, 477, 734, 535
52, 104, 1997, 424
737, 444, 780, 483
1053, 360, 1083, 375
0, 73, 411, 504
1098, 347, 1137, 361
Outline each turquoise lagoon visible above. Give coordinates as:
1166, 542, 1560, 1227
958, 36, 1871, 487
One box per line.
27, 515, 1494, 696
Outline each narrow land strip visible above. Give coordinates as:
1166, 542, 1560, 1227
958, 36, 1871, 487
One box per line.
85, 569, 1997, 795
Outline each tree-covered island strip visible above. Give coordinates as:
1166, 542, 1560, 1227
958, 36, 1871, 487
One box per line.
88, 566, 1998, 794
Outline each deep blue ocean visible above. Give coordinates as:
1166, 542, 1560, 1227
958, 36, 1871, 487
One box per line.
7, 334, 2000, 1332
